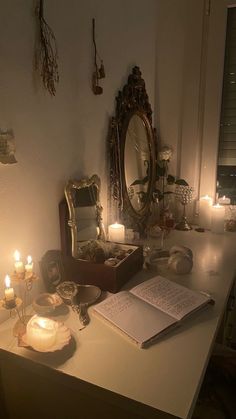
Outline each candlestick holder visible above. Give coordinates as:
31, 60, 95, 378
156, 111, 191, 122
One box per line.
175, 185, 194, 231
0, 296, 26, 335
11, 270, 38, 323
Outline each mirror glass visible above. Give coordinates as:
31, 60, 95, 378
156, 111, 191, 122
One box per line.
65, 175, 105, 258
124, 114, 150, 212
73, 185, 99, 241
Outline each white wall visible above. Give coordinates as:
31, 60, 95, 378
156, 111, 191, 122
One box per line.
0, 0, 157, 321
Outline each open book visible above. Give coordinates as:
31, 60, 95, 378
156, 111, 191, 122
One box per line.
94, 276, 213, 348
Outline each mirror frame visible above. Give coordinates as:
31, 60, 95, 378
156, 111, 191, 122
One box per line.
65, 175, 105, 258
108, 66, 156, 235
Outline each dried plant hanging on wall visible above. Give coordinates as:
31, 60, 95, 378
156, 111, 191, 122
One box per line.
35, 0, 59, 96
92, 18, 105, 95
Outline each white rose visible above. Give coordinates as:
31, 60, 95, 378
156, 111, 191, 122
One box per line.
159, 145, 173, 161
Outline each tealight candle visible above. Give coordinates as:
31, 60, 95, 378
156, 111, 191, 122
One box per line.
25, 255, 33, 273
4, 275, 15, 302
199, 195, 213, 229
26, 315, 58, 351
14, 250, 24, 274
218, 195, 231, 205
211, 204, 225, 233
108, 222, 125, 242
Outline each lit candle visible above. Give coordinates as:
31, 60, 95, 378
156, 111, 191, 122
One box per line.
26, 315, 58, 351
4, 275, 15, 302
218, 195, 231, 205
14, 250, 24, 273
211, 204, 225, 233
108, 222, 125, 242
25, 255, 33, 273
199, 195, 213, 229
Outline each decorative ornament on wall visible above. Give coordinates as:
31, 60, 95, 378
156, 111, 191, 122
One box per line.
0, 128, 17, 164
92, 18, 105, 95
35, 0, 59, 96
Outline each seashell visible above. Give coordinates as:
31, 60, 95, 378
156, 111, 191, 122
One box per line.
104, 258, 119, 266
168, 253, 193, 274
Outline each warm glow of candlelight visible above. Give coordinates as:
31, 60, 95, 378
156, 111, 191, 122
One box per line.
108, 222, 125, 242
199, 195, 213, 229
4, 275, 15, 302
14, 250, 24, 274
211, 204, 225, 233
27, 255, 32, 265
26, 315, 58, 350
25, 255, 33, 273
14, 250, 20, 262
5, 275, 11, 288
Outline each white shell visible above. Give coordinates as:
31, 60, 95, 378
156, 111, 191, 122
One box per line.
168, 253, 193, 274
169, 245, 193, 260
22, 321, 71, 352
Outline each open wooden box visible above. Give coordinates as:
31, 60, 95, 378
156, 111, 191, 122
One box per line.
41, 199, 143, 293
65, 242, 143, 293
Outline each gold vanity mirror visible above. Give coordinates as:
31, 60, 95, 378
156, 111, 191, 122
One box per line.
64, 175, 105, 258
108, 66, 156, 235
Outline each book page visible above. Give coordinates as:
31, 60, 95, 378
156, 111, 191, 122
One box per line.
94, 291, 177, 345
130, 276, 210, 321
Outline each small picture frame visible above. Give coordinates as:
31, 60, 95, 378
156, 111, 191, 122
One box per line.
40, 250, 65, 292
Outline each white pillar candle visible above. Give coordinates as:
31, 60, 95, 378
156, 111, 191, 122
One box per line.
211, 204, 225, 234
25, 255, 33, 273
26, 315, 58, 351
14, 250, 24, 274
218, 195, 231, 205
199, 195, 213, 229
108, 223, 125, 242
4, 275, 15, 302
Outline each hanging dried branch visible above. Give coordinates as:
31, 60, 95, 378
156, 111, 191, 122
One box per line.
35, 0, 59, 96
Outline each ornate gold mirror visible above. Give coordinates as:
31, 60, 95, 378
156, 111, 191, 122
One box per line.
108, 66, 156, 235
64, 175, 105, 258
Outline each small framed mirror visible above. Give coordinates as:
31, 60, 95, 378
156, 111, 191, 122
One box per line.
63, 175, 105, 258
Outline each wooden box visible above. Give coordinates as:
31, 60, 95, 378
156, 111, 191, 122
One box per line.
66, 243, 143, 293
41, 244, 143, 294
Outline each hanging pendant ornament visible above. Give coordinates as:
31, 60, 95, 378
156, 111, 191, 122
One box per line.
35, 0, 59, 96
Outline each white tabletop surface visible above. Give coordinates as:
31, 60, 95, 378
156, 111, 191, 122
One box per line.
0, 230, 235, 419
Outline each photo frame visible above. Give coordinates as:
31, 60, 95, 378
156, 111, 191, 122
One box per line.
40, 250, 65, 292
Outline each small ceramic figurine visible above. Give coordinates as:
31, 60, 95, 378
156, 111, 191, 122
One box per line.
168, 245, 193, 274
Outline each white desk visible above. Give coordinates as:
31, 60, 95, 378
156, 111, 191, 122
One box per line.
0, 230, 235, 419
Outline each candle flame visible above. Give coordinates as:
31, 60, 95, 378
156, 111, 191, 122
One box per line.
14, 250, 20, 262
27, 255, 32, 264
112, 222, 123, 229
222, 195, 226, 200
5, 275, 11, 288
